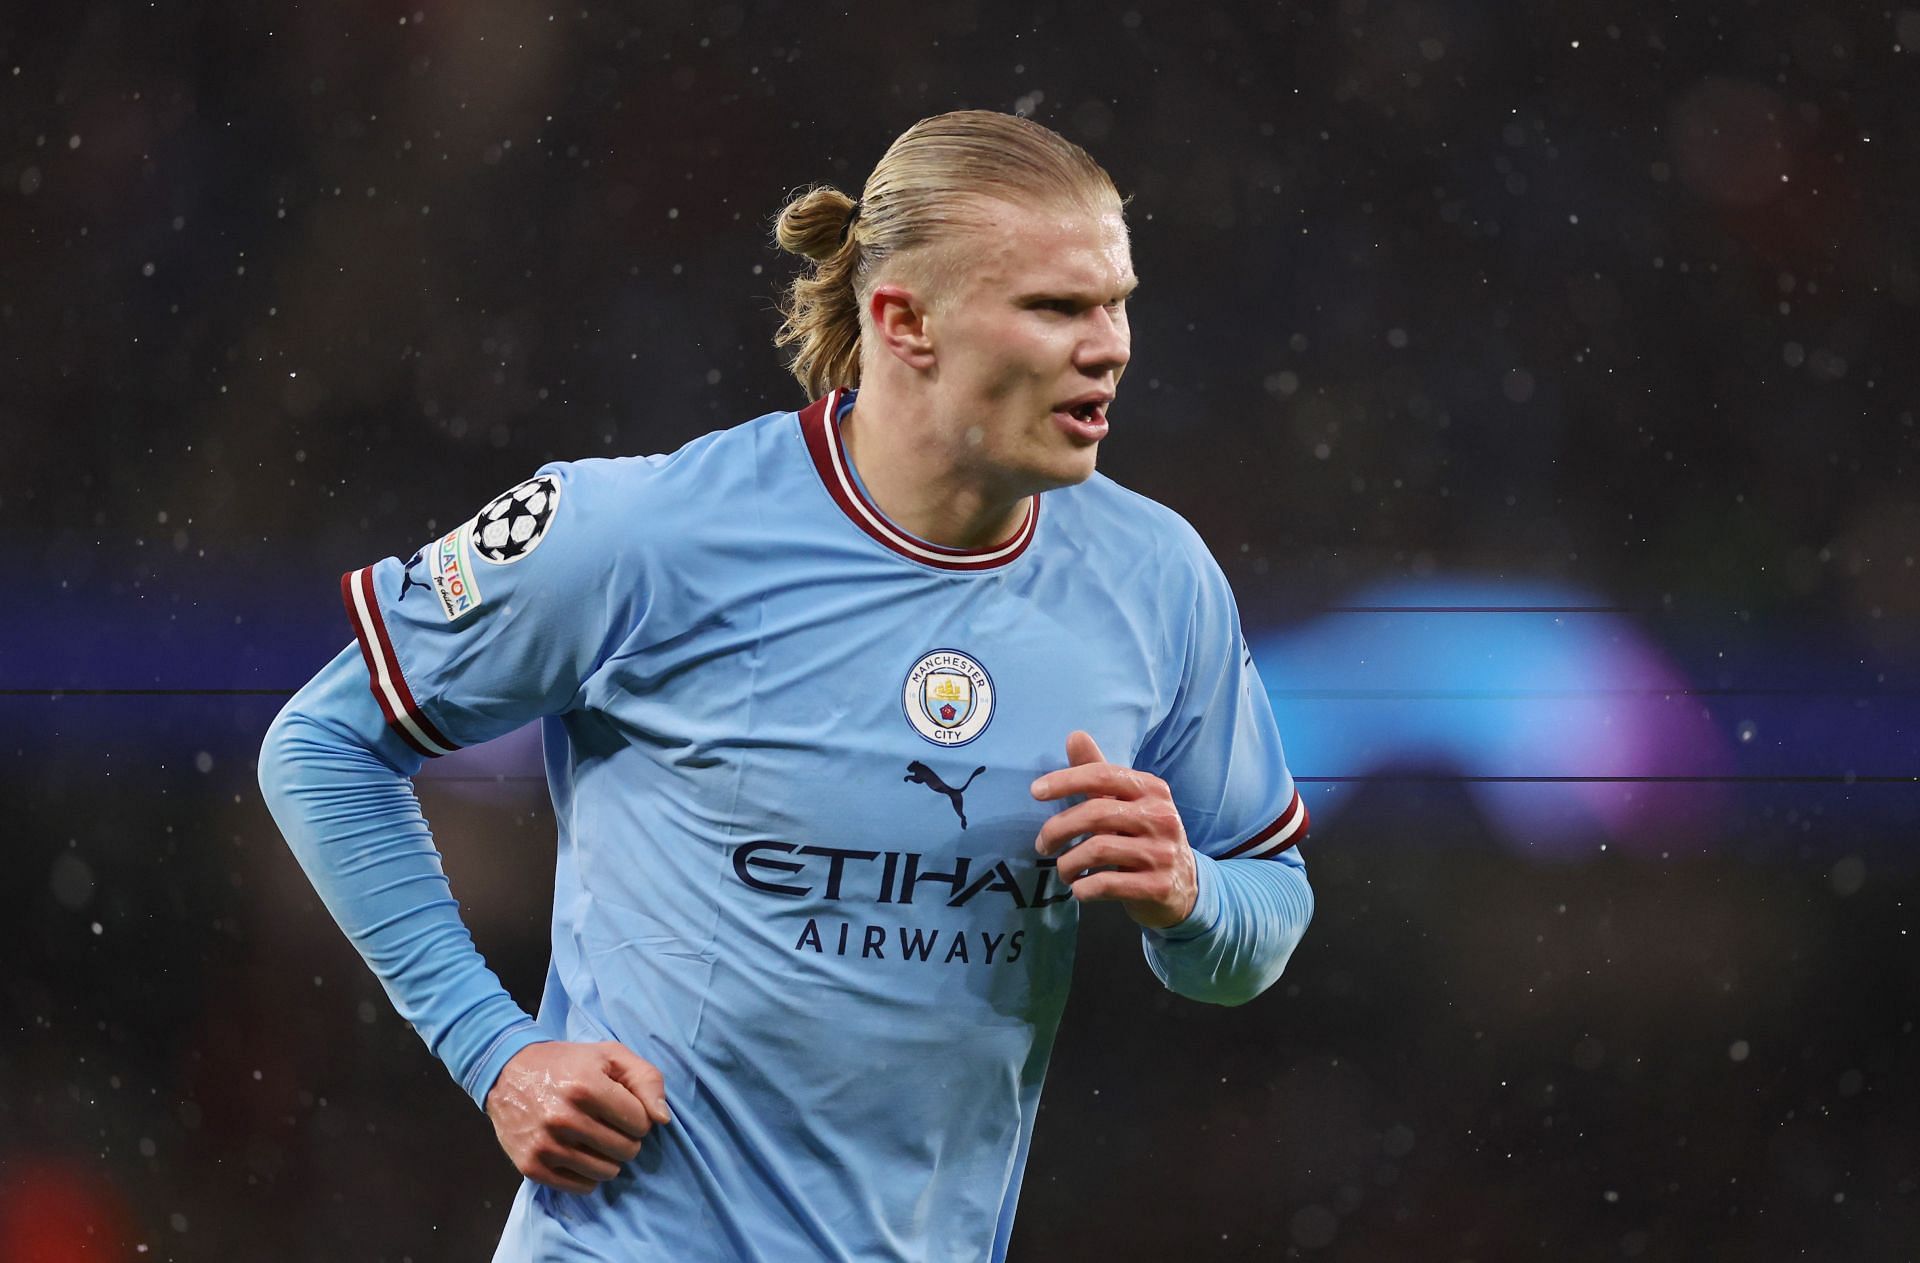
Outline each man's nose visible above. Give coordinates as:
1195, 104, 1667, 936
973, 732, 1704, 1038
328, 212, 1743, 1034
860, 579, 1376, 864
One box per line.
1078, 308, 1130, 374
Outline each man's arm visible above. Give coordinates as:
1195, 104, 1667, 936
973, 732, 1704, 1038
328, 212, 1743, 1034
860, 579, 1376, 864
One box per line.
1031, 731, 1313, 1006
258, 646, 548, 1100
259, 646, 669, 1191
1138, 848, 1312, 1007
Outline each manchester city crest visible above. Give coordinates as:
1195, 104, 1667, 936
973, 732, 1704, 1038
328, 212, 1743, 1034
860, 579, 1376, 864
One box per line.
902, 649, 995, 746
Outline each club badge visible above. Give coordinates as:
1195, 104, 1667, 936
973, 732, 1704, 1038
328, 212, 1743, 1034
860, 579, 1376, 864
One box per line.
903, 649, 995, 747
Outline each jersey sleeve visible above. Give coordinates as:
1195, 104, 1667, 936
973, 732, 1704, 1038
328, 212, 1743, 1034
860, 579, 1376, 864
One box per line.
1135, 533, 1308, 862
340, 462, 645, 755
258, 646, 550, 1107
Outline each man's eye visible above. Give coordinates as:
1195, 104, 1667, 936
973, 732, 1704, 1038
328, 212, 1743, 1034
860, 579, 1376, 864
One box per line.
1033, 299, 1078, 314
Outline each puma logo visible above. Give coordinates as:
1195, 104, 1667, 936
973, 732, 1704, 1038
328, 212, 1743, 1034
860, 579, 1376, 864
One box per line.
904, 761, 986, 830
398, 549, 432, 602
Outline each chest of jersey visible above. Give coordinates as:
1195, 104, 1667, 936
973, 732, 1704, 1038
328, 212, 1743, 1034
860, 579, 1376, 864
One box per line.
628, 557, 1159, 811
565, 541, 1177, 987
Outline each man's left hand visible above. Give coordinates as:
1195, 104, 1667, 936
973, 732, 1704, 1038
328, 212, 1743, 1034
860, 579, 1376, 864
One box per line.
1031, 731, 1197, 930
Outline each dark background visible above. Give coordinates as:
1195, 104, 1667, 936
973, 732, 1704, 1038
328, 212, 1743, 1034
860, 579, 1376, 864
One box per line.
4, 1, 1917, 1258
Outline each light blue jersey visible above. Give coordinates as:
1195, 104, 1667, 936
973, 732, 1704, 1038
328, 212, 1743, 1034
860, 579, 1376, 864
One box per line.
270, 390, 1311, 1261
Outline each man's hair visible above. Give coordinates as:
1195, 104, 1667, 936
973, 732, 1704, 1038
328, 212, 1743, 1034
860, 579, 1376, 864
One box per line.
771, 110, 1122, 399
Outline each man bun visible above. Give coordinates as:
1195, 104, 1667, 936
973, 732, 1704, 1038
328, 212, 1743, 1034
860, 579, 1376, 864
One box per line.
775, 186, 860, 264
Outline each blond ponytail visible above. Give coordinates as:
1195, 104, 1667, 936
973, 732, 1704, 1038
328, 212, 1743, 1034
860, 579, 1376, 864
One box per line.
772, 187, 865, 400
772, 110, 1121, 399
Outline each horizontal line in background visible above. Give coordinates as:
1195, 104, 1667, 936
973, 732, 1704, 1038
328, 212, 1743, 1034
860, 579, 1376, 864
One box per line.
10, 687, 1914, 699
1291, 775, 1919, 784
1321, 605, 1642, 613
1272, 688, 1914, 699
412, 774, 1920, 785
1312, 607, 1920, 619
4, 688, 297, 696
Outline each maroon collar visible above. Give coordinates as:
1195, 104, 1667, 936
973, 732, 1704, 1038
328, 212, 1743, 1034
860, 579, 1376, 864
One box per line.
798, 389, 1039, 572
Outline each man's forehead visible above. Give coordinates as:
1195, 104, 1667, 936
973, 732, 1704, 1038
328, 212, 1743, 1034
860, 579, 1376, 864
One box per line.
965, 198, 1135, 290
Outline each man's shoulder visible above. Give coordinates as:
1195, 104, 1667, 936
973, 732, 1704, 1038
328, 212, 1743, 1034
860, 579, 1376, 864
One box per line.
1048, 472, 1217, 579
545, 408, 799, 524
563, 409, 790, 495
491, 410, 799, 582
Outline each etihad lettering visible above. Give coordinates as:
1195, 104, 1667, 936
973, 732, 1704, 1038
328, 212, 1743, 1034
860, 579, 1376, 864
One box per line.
897, 852, 970, 905
734, 840, 1074, 909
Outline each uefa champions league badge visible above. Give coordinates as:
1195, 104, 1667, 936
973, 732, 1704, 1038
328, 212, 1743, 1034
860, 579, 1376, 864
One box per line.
903, 650, 995, 746
471, 475, 561, 565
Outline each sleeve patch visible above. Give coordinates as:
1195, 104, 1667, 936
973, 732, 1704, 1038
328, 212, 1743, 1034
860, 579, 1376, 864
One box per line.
471, 475, 561, 565
430, 521, 484, 621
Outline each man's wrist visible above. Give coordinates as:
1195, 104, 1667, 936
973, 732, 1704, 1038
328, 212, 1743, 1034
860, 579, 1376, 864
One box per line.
1146, 848, 1222, 944
466, 1022, 552, 1112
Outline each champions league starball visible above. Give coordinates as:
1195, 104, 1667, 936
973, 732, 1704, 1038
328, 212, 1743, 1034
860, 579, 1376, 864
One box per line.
470, 475, 560, 564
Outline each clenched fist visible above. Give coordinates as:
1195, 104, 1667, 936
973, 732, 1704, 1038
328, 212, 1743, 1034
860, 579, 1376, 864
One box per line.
485, 1041, 674, 1194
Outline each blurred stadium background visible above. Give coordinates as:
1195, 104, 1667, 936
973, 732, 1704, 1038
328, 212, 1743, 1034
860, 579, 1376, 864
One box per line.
4, 1, 1916, 1258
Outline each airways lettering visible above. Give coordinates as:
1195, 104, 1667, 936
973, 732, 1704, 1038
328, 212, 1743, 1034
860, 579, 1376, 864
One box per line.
794, 918, 1027, 967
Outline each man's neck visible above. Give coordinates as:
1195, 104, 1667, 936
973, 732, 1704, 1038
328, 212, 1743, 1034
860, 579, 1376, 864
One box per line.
837, 389, 1030, 551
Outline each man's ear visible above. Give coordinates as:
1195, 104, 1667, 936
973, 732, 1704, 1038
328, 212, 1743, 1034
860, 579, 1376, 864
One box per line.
867, 284, 937, 371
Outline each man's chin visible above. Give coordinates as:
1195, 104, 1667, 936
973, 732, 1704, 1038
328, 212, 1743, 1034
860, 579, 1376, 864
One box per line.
1025, 446, 1099, 496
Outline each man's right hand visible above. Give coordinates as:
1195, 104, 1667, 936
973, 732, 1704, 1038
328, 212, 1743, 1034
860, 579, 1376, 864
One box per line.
484, 1041, 674, 1194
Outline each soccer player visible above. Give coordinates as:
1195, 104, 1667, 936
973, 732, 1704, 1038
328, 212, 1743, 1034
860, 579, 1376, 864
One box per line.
259, 110, 1314, 1261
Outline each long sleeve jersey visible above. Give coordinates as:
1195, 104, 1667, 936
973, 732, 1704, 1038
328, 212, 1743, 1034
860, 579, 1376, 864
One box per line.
259, 390, 1314, 1262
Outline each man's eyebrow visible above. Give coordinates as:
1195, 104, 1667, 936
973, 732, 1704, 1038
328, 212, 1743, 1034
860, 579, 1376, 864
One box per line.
1013, 277, 1141, 304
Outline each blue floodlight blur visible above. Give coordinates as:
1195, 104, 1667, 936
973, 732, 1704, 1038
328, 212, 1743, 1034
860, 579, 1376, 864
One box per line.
1253, 578, 1737, 859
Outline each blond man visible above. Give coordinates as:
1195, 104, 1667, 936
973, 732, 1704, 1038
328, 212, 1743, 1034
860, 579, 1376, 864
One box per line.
261, 110, 1313, 1261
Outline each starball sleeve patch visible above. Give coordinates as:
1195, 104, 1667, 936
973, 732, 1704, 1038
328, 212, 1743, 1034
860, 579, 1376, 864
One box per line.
470, 474, 561, 565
